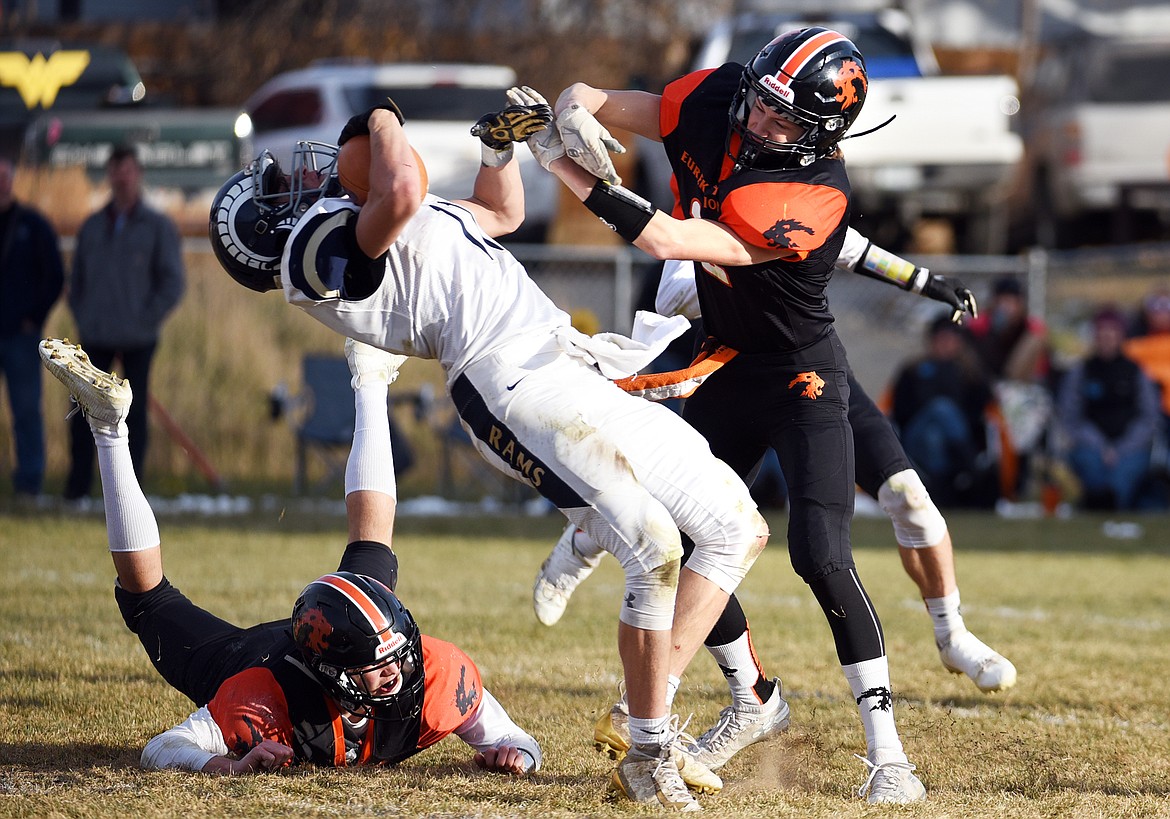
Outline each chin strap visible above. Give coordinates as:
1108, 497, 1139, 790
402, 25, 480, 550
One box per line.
841, 114, 896, 141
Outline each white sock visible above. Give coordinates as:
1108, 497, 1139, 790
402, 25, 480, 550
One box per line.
706, 633, 767, 709
345, 384, 396, 498
628, 713, 672, 749
842, 656, 904, 759
924, 589, 966, 644
94, 425, 159, 553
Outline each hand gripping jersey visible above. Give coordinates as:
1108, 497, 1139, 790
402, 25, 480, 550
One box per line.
208, 630, 482, 766
281, 195, 570, 384
660, 65, 853, 353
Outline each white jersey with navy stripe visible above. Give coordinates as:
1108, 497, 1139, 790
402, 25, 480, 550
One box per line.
282, 195, 570, 383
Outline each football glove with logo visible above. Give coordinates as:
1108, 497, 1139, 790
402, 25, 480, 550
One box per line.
505, 86, 566, 171
556, 101, 626, 185
471, 95, 554, 167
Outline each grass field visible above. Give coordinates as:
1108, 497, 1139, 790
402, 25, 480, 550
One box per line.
2, 507, 1169, 818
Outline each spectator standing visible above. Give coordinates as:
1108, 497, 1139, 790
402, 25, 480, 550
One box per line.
64, 145, 185, 501
1057, 307, 1164, 511
890, 314, 994, 507
0, 157, 65, 499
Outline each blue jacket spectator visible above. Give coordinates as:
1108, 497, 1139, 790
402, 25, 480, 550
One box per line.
0, 157, 65, 497
1057, 307, 1164, 511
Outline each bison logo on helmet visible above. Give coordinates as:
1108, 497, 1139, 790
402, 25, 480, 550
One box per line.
293, 607, 334, 654
834, 59, 866, 111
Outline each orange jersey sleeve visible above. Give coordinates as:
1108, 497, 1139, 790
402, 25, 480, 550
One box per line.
720, 181, 848, 258
415, 636, 483, 749
207, 667, 296, 757
660, 69, 716, 139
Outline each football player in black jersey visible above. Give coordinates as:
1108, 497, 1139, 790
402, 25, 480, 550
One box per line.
518, 27, 929, 804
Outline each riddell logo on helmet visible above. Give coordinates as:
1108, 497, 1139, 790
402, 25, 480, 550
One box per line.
374, 630, 408, 659
759, 74, 795, 104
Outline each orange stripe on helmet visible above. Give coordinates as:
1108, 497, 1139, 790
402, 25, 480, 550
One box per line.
778, 29, 850, 80
315, 574, 391, 633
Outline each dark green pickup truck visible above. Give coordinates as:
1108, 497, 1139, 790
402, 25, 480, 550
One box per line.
21, 106, 253, 192
1, 39, 252, 192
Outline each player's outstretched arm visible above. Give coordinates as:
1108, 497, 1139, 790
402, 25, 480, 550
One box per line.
455, 688, 542, 776
458, 88, 553, 237
842, 227, 977, 323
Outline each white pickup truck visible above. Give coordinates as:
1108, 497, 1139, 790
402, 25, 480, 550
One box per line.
1017, 33, 1170, 248
635, 6, 1024, 252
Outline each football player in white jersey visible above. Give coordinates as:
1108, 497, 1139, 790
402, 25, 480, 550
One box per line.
209, 97, 768, 810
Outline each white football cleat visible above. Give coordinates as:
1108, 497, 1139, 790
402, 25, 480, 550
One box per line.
532, 523, 603, 626
683, 678, 790, 770
938, 631, 1018, 693
856, 749, 926, 804
39, 339, 132, 429
610, 743, 701, 812
344, 337, 408, 390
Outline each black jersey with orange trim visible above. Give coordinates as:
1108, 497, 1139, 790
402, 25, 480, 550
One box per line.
660, 64, 851, 353
208, 631, 482, 767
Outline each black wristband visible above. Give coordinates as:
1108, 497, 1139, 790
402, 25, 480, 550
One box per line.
583, 180, 656, 242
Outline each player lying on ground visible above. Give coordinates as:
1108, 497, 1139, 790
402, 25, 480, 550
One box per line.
39, 336, 540, 775
208, 92, 769, 810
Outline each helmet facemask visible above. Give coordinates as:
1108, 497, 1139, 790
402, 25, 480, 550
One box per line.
209, 142, 343, 293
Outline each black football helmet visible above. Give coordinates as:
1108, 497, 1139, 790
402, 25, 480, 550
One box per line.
209, 141, 342, 293
291, 571, 425, 720
729, 26, 868, 171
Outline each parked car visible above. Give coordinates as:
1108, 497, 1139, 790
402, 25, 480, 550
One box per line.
1015, 34, 1170, 248
0, 39, 145, 157
243, 61, 557, 241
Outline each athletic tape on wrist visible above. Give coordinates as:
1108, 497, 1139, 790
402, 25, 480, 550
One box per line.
583, 180, 655, 242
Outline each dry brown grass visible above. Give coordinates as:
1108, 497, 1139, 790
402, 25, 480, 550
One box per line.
1, 511, 1169, 817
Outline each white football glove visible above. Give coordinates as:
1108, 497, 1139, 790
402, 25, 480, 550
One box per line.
344, 338, 408, 390
555, 102, 626, 185
506, 86, 565, 171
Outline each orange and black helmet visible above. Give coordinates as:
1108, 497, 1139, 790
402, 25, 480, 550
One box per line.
291, 571, 425, 720
729, 26, 868, 171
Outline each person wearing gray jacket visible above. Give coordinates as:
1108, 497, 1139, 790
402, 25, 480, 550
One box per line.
64, 144, 184, 501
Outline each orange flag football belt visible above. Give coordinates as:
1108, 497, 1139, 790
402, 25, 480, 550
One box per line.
613, 342, 738, 402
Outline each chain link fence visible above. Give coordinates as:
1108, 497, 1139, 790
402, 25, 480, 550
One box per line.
512, 241, 1170, 397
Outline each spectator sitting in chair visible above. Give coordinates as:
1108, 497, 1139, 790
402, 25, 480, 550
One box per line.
890, 313, 994, 508
1124, 287, 1170, 421
966, 275, 1053, 500
1057, 306, 1164, 511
